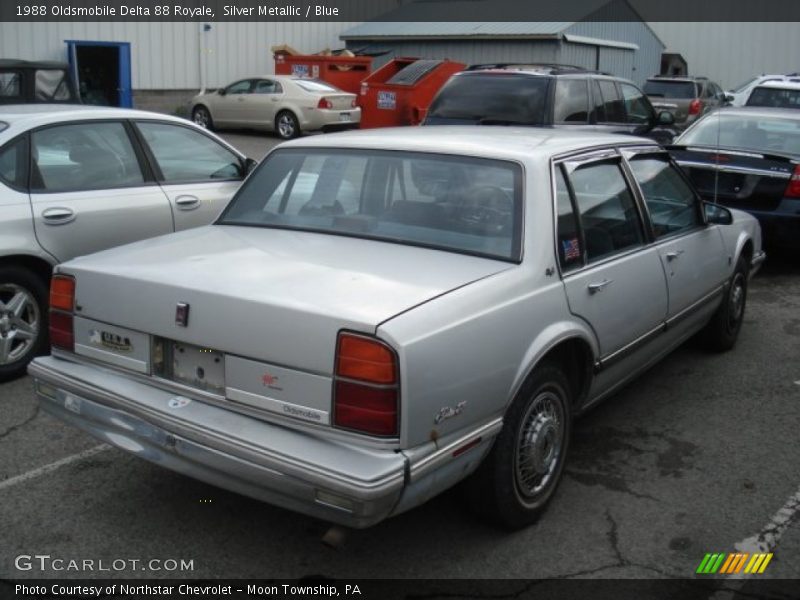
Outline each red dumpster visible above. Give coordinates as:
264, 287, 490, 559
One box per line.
274, 54, 373, 95
358, 57, 465, 128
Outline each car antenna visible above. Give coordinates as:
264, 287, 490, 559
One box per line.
713, 110, 721, 204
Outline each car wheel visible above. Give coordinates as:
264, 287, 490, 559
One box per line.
0, 267, 49, 382
464, 363, 572, 529
702, 254, 749, 352
275, 111, 300, 140
192, 106, 214, 130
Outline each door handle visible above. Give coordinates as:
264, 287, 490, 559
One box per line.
587, 279, 613, 294
41, 207, 76, 225
666, 250, 684, 261
174, 195, 201, 211
237, 97, 246, 102
270, 97, 278, 102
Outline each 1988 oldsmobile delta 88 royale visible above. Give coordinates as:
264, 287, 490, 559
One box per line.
29, 128, 765, 529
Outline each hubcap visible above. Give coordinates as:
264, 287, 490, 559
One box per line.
194, 110, 208, 128
278, 115, 295, 138
728, 273, 745, 327
0, 284, 40, 365
515, 391, 564, 498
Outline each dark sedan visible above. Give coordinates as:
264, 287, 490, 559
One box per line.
669, 107, 800, 250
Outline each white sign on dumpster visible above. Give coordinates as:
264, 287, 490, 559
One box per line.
378, 91, 396, 110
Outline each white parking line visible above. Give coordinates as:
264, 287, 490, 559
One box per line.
0, 444, 110, 492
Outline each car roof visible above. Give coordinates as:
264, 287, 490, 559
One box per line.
753, 81, 800, 90
703, 106, 800, 119
277, 126, 658, 162
647, 76, 706, 82
0, 59, 69, 70
453, 67, 633, 84
0, 104, 193, 131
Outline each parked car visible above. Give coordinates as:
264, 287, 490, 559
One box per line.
423, 64, 677, 145
744, 81, 800, 109
0, 105, 254, 380
726, 74, 800, 107
190, 75, 361, 139
669, 106, 800, 250
643, 75, 727, 130
0, 59, 79, 105
29, 127, 763, 530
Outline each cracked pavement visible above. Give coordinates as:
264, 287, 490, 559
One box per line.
0, 133, 798, 582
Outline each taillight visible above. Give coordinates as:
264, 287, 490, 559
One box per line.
689, 99, 702, 115
317, 97, 333, 109
786, 164, 800, 198
333, 332, 399, 437
49, 274, 75, 351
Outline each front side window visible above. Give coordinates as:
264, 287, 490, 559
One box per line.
628, 156, 702, 238
254, 79, 280, 94
0, 136, 29, 189
31, 122, 144, 192
554, 80, 589, 123
566, 160, 643, 262
137, 122, 243, 182
225, 80, 252, 95
597, 81, 625, 123
220, 149, 522, 261
620, 83, 653, 125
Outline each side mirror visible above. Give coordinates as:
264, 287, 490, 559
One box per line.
242, 157, 258, 176
723, 93, 734, 104
657, 110, 675, 126
217, 88, 226, 96
704, 202, 733, 225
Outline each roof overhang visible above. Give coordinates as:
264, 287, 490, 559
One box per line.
341, 33, 562, 41
562, 33, 638, 50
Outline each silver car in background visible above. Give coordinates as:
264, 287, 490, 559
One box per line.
0, 105, 251, 380
30, 127, 763, 529
190, 75, 361, 139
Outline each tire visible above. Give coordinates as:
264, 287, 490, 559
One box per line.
0, 267, 49, 382
192, 105, 214, 130
275, 111, 300, 140
464, 363, 572, 529
701, 254, 749, 352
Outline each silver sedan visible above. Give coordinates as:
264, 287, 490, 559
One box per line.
190, 76, 361, 139
30, 127, 763, 529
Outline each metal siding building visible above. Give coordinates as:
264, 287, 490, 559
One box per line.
648, 23, 800, 90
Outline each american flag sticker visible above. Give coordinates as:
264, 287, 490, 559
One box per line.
562, 238, 581, 261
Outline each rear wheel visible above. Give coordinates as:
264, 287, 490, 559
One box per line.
275, 111, 300, 140
0, 267, 49, 382
192, 106, 214, 130
465, 363, 572, 529
701, 254, 749, 352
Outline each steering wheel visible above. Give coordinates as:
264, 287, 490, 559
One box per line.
455, 186, 513, 231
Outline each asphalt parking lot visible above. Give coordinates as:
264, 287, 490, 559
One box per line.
1, 131, 798, 583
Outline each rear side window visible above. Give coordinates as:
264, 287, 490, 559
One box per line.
554, 80, 589, 123
628, 156, 702, 238
427, 74, 549, 125
31, 122, 144, 192
0, 71, 22, 99
566, 161, 644, 262
0, 136, 29, 190
554, 166, 582, 271
597, 81, 625, 123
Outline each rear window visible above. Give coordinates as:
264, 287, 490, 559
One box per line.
643, 80, 696, 99
427, 74, 549, 125
679, 113, 800, 156
220, 148, 523, 261
746, 87, 800, 109
35, 69, 72, 101
293, 79, 339, 93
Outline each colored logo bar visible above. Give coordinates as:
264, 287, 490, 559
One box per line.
696, 552, 773, 574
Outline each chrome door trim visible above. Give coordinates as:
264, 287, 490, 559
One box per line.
594, 321, 665, 372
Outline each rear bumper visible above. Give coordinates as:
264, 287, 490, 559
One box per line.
28, 355, 406, 528
746, 204, 800, 250
301, 108, 361, 131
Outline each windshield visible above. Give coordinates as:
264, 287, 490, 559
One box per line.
731, 76, 759, 93
0, 121, 8, 133
426, 74, 549, 124
746, 87, 800, 109
643, 80, 696, 99
679, 113, 800, 156
219, 148, 523, 261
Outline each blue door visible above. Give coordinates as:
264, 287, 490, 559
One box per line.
65, 40, 132, 108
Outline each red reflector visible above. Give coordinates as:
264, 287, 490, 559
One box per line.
689, 98, 702, 115
334, 380, 397, 436
336, 334, 397, 384
453, 437, 483, 457
786, 164, 800, 198
49, 311, 74, 351
317, 97, 333, 109
49, 275, 75, 312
